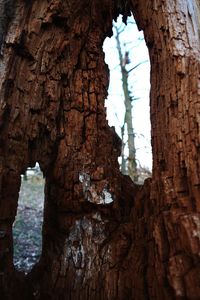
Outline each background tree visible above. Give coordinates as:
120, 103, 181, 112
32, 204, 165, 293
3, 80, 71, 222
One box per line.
104, 17, 151, 182
0, 1, 200, 300
115, 23, 138, 181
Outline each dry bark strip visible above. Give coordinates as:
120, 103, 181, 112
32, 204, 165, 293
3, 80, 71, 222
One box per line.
0, 0, 200, 299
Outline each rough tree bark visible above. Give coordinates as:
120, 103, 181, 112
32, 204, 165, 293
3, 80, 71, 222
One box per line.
0, 1, 200, 300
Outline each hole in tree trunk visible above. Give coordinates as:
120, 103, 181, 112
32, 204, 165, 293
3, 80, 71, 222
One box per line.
103, 14, 152, 183
13, 163, 44, 274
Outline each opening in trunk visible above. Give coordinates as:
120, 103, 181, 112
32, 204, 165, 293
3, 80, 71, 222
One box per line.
13, 163, 44, 273
103, 14, 151, 183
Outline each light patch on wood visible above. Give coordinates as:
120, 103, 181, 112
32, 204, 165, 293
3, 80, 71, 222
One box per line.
79, 172, 114, 204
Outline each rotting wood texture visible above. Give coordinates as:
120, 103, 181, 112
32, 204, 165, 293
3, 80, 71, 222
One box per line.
0, 0, 200, 299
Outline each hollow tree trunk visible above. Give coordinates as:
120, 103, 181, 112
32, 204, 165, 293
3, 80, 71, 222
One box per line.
0, 1, 200, 300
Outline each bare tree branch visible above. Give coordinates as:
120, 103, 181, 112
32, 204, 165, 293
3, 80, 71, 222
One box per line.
127, 60, 148, 73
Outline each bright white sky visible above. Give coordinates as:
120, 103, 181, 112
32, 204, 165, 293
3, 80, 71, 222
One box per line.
103, 15, 152, 170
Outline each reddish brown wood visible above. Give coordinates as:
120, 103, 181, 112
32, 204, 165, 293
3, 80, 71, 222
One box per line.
0, 0, 200, 299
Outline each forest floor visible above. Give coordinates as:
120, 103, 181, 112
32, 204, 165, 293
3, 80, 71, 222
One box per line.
13, 174, 44, 273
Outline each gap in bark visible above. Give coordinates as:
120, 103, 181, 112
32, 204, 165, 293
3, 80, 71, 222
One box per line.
13, 163, 44, 274
103, 14, 152, 183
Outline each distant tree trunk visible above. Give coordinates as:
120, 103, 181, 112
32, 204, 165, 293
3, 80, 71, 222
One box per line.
121, 122, 127, 175
115, 25, 138, 182
0, 1, 200, 300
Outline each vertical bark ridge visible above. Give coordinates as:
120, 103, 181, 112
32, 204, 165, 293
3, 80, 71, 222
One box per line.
132, 1, 200, 298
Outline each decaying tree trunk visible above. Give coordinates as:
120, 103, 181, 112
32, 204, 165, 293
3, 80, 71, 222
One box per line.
0, 0, 200, 299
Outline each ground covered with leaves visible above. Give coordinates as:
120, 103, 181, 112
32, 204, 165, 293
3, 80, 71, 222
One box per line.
13, 175, 44, 273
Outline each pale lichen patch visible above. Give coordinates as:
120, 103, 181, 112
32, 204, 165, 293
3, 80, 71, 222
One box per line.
60, 216, 108, 282
79, 171, 114, 204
